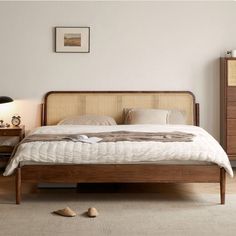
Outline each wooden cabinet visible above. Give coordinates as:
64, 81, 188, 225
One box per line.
0, 126, 25, 168
220, 58, 236, 160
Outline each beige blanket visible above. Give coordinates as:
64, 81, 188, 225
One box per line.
21, 131, 195, 143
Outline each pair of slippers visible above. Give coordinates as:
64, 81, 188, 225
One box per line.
53, 207, 99, 218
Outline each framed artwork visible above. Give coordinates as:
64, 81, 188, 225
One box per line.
55, 27, 90, 53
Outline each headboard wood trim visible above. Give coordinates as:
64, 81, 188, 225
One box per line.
42, 91, 199, 126
195, 103, 200, 126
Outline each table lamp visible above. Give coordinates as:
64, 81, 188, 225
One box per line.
0, 96, 14, 127
0, 96, 13, 104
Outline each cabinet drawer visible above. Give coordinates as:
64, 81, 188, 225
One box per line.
228, 154, 236, 160
227, 135, 236, 154
227, 119, 236, 135
227, 102, 236, 118
0, 146, 14, 153
227, 87, 236, 101
0, 129, 21, 136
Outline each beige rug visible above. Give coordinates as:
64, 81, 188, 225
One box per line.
0, 193, 236, 236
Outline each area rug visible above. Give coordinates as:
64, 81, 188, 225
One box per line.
0, 193, 236, 236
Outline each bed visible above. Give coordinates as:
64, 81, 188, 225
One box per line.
4, 91, 233, 204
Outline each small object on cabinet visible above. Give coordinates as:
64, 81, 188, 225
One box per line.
232, 50, 236, 57
11, 116, 21, 127
0, 120, 10, 128
225, 51, 232, 57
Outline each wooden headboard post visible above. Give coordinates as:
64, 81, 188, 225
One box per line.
42, 91, 199, 126
195, 103, 200, 126
41, 103, 44, 126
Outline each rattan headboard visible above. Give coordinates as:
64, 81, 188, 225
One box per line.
42, 91, 199, 126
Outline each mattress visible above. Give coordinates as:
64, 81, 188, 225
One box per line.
3, 124, 233, 177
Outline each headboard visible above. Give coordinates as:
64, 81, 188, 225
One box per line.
42, 91, 199, 126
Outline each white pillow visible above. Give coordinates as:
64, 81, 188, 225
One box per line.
124, 108, 169, 125
58, 115, 117, 126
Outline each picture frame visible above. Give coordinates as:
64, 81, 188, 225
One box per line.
55, 27, 90, 53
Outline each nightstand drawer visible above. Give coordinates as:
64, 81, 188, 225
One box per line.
0, 126, 24, 169
0, 146, 14, 153
0, 129, 22, 136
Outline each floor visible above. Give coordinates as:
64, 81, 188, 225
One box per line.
0, 169, 235, 236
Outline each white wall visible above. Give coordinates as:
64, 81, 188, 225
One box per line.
0, 1, 236, 138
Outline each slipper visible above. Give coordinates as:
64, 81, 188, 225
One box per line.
53, 207, 77, 217
87, 207, 99, 217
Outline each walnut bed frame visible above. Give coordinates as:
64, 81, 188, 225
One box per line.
15, 91, 226, 204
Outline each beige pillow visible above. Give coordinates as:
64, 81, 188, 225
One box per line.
124, 108, 169, 124
58, 115, 117, 125
168, 110, 186, 125
124, 108, 187, 125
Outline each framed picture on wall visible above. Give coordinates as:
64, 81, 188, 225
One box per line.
55, 27, 90, 53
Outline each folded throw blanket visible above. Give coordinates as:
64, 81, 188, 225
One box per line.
21, 131, 195, 144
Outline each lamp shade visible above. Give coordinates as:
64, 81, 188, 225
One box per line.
0, 96, 14, 104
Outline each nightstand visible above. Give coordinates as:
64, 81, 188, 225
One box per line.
0, 126, 25, 168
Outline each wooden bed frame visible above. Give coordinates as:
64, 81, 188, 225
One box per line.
15, 91, 226, 204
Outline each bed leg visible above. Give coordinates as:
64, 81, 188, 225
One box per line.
220, 168, 226, 205
16, 167, 22, 205
76, 183, 80, 192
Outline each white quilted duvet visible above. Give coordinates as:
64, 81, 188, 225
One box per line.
3, 124, 233, 177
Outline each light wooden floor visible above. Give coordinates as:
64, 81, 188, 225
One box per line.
0, 169, 235, 199
1, 169, 235, 236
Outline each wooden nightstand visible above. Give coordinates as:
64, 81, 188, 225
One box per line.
0, 126, 25, 168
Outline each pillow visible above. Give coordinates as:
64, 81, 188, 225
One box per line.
58, 115, 117, 126
124, 108, 169, 125
123, 108, 187, 125
168, 110, 186, 125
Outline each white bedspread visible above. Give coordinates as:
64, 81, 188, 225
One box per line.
3, 125, 233, 177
